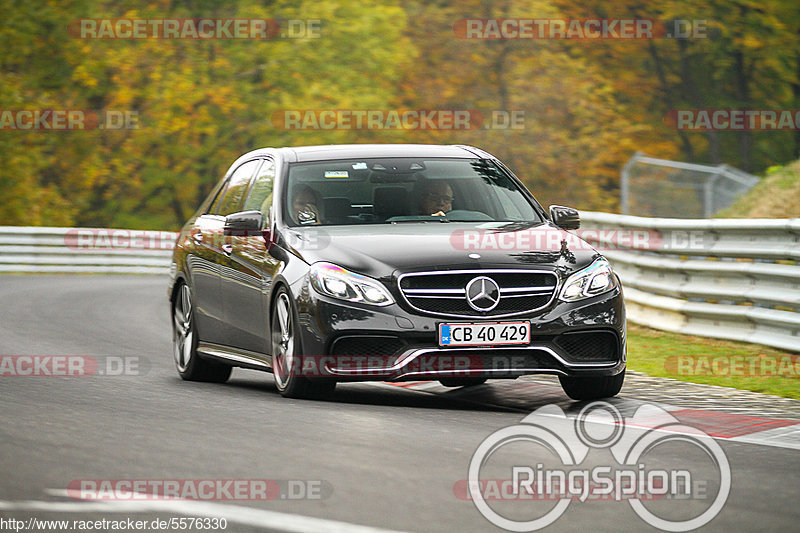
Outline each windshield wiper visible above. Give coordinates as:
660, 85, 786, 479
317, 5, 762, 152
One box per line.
389, 218, 451, 224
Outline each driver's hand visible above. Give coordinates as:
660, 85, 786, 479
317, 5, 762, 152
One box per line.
297, 204, 320, 224
430, 211, 446, 217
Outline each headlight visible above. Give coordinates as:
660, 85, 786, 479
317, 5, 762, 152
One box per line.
559, 258, 617, 302
309, 262, 394, 306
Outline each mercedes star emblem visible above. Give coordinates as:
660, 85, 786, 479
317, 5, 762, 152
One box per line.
465, 276, 500, 312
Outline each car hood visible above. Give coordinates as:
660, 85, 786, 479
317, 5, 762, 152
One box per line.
283, 222, 601, 280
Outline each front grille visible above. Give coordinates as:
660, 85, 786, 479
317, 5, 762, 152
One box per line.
329, 335, 407, 357
398, 269, 558, 318
554, 331, 619, 363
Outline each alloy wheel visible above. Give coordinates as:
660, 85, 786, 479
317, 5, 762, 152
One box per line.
173, 284, 193, 372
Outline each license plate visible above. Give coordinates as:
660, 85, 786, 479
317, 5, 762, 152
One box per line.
438, 322, 530, 347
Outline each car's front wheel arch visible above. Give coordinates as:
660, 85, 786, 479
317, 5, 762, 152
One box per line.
269, 284, 334, 399
169, 270, 189, 307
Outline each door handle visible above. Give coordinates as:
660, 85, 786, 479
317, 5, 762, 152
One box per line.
191, 232, 203, 243
221, 243, 233, 255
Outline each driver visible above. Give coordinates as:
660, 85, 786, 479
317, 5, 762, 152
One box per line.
417, 180, 454, 217
291, 185, 322, 225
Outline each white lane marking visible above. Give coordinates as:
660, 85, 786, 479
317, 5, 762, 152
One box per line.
729, 425, 800, 451
371, 381, 800, 450
531, 409, 800, 450
0, 489, 409, 533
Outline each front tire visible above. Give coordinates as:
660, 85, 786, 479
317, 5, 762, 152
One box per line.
172, 282, 232, 383
559, 370, 625, 401
271, 288, 335, 399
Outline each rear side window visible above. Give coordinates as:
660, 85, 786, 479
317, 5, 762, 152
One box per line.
217, 160, 262, 216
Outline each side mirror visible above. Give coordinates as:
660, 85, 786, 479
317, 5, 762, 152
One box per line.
223, 210, 263, 236
549, 205, 580, 230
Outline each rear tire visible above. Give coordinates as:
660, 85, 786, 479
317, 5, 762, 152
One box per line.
439, 378, 487, 388
271, 288, 336, 399
559, 370, 625, 401
172, 282, 232, 383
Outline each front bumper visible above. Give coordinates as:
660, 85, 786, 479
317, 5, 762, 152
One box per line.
292, 282, 626, 382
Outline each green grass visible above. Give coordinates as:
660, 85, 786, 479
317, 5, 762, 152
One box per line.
716, 159, 800, 218
626, 324, 800, 399
660, 161, 800, 395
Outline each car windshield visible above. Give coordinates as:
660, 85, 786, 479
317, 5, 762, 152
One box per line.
284, 157, 543, 226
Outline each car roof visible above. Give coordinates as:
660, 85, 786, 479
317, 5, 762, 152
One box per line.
241, 144, 497, 163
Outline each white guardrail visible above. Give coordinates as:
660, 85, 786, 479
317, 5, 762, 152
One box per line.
0, 226, 177, 274
1, 218, 798, 352
579, 212, 800, 353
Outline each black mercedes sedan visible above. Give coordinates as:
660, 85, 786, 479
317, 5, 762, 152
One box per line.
168, 144, 626, 400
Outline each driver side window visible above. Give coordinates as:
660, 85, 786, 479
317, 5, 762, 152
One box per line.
217, 159, 262, 216
243, 158, 275, 219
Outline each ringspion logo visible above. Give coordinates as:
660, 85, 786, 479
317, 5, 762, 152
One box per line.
465, 402, 730, 531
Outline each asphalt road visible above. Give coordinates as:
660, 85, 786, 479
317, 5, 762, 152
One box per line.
0, 275, 798, 532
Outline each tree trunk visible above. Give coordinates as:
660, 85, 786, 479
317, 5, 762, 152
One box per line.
647, 41, 696, 160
